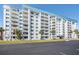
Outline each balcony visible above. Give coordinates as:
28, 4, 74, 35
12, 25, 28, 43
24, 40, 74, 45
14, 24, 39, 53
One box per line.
11, 16, 18, 20
11, 20, 18, 23
23, 30, 28, 32
23, 11, 28, 14
11, 24, 18, 27
52, 21, 55, 23
11, 12, 18, 16
11, 10, 18, 13
11, 21, 18, 25
23, 26, 28, 29
11, 27, 18, 30
23, 28, 28, 31
23, 20, 28, 23
23, 23, 28, 25
23, 16, 28, 19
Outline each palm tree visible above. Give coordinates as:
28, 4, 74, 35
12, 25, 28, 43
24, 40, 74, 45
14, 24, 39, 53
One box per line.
68, 30, 73, 34
50, 29, 55, 39
74, 29, 79, 34
13, 29, 22, 40
73, 29, 79, 38
39, 30, 44, 40
0, 27, 4, 40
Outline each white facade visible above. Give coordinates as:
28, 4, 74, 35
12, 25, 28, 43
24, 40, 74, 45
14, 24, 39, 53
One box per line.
3, 5, 77, 40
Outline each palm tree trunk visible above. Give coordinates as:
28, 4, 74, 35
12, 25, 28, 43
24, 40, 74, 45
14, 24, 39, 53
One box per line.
1, 32, 3, 40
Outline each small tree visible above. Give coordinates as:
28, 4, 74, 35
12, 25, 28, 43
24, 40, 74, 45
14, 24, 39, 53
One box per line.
0, 27, 4, 40
50, 29, 55, 39
39, 30, 44, 40
13, 29, 22, 40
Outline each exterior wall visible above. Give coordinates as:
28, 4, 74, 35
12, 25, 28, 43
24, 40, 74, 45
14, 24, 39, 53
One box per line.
56, 17, 64, 37
29, 10, 40, 40
3, 5, 78, 40
3, 5, 11, 41
50, 16, 56, 39
21, 7, 28, 40
3, 5, 19, 41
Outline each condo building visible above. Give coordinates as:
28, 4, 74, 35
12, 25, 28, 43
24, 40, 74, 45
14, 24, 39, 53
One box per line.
3, 5, 77, 40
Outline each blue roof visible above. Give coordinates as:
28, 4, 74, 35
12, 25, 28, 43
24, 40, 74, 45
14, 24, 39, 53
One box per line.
22, 5, 77, 23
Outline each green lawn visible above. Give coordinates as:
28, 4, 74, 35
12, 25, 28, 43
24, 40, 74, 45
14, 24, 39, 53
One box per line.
0, 39, 65, 44
0, 39, 79, 44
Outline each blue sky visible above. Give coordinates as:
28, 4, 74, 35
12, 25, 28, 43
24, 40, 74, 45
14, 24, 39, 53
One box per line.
0, 4, 79, 28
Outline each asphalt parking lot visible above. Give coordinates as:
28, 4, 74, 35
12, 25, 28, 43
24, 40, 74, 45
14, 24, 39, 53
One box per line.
0, 40, 79, 55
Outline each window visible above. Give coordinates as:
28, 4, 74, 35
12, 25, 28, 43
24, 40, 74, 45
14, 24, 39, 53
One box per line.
31, 26, 34, 28
13, 32, 15, 34
20, 16, 22, 18
36, 16, 38, 18
5, 37, 9, 39
41, 16, 44, 18
6, 21, 9, 23
20, 26, 22, 28
31, 19, 34, 21
11, 16, 18, 19
45, 13, 48, 16
31, 16, 33, 17
52, 33, 55, 35
36, 33, 38, 35
17, 10, 19, 12
31, 30, 34, 31
57, 18, 61, 21
6, 13, 9, 15
6, 17, 9, 19
20, 19, 22, 21
45, 37, 48, 38
36, 23, 38, 25
13, 36, 15, 39
6, 9, 9, 11
23, 32, 28, 34
6, 25, 9, 27
36, 30, 38, 32
12, 9, 17, 12
20, 23, 22, 25
31, 37, 33, 39
20, 12, 22, 14
36, 27, 38, 28
24, 36, 28, 39
36, 20, 38, 21
31, 12, 34, 14
31, 23, 34, 25
31, 33, 33, 35
51, 16, 55, 18
6, 29, 9, 31
36, 13, 39, 15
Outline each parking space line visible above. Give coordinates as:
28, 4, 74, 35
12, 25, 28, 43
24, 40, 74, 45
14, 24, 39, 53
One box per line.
59, 52, 66, 55
75, 49, 79, 51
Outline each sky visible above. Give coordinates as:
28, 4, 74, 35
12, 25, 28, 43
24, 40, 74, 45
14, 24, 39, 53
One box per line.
0, 4, 79, 28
